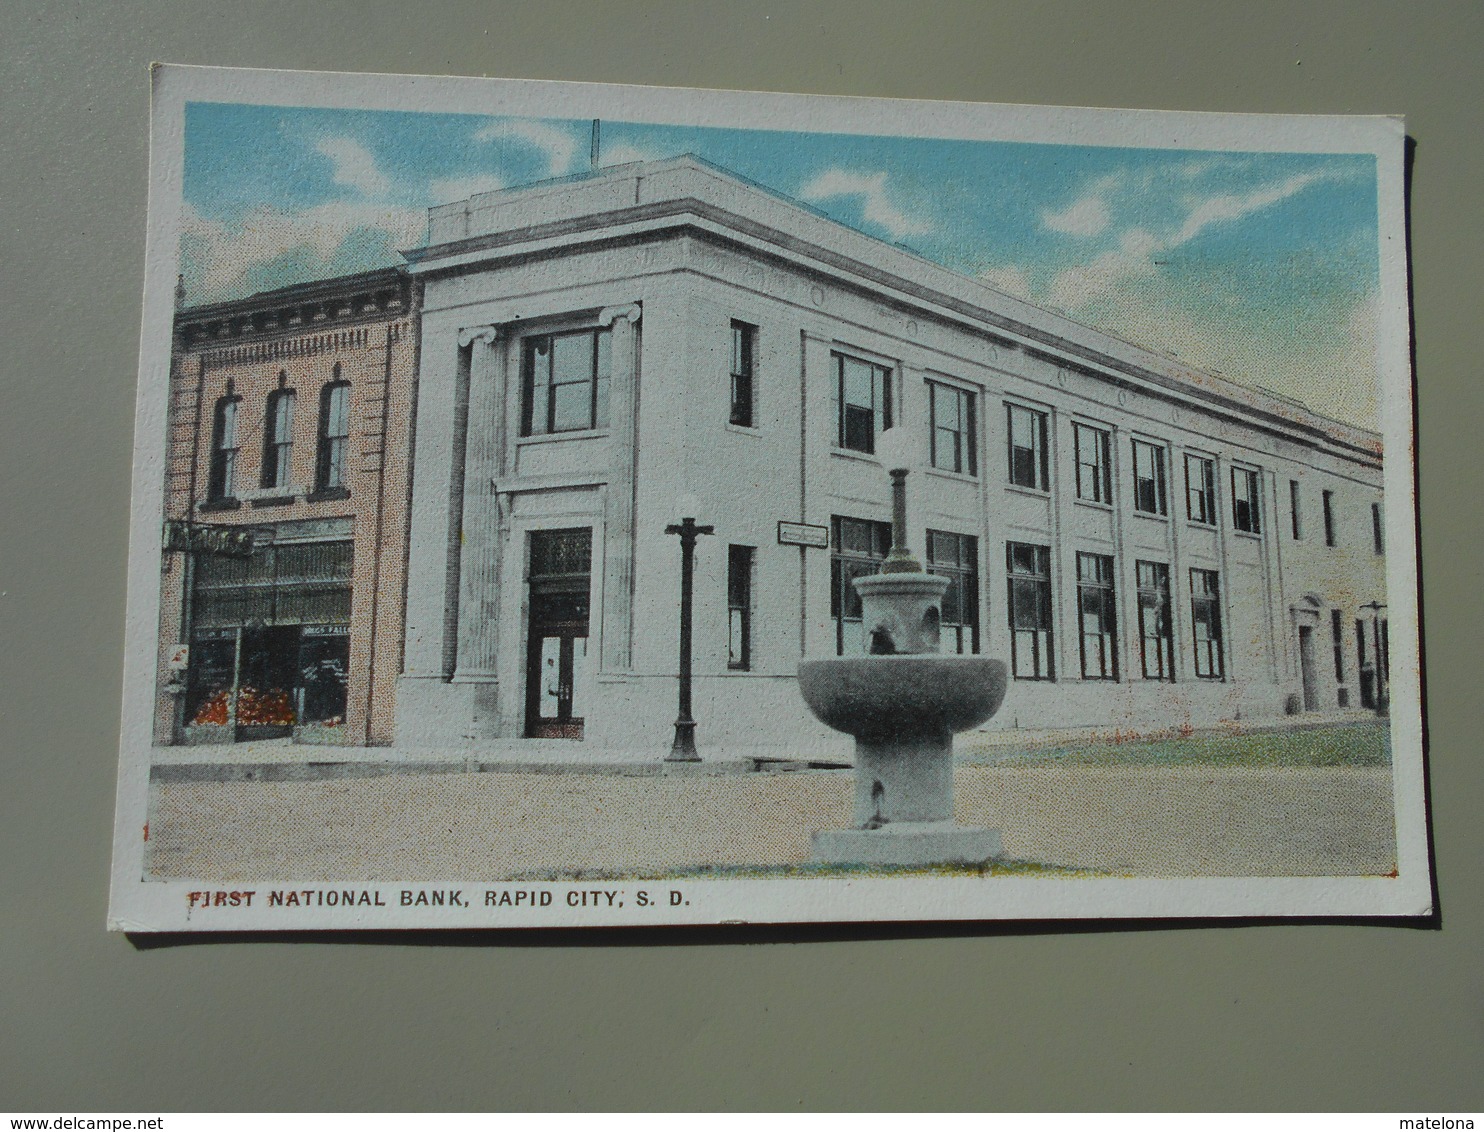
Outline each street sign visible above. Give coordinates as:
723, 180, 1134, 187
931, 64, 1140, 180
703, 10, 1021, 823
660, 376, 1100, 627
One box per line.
777, 520, 829, 548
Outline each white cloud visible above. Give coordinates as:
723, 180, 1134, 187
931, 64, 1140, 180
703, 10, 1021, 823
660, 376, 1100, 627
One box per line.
180, 199, 425, 303
798, 168, 931, 241
1043, 194, 1111, 237
315, 136, 390, 198
474, 119, 582, 178
1173, 172, 1323, 246
427, 173, 507, 205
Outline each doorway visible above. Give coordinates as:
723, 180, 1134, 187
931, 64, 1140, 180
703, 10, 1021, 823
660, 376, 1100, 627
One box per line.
1298, 624, 1319, 712
524, 528, 593, 739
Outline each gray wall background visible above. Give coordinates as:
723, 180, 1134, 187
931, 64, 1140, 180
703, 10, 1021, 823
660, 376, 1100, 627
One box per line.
2, 0, 1479, 1111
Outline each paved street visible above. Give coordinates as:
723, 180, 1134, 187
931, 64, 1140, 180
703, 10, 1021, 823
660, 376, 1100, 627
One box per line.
147, 760, 1396, 880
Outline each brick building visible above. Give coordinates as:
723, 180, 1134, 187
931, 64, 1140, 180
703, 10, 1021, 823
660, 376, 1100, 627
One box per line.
153, 267, 420, 747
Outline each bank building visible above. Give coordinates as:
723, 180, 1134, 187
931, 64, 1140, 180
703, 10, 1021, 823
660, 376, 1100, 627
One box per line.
386, 154, 1389, 757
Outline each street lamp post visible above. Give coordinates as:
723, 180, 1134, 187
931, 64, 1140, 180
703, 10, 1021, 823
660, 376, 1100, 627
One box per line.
665, 515, 714, 761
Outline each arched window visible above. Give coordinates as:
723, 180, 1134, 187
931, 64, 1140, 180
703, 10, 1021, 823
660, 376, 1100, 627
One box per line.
315, 377, 351, 492
261, 386, 296, 490
207, 394, 240, 501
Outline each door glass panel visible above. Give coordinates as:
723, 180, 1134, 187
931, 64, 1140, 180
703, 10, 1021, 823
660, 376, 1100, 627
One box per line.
538, 636, 561, 719
568, 636, 589, 720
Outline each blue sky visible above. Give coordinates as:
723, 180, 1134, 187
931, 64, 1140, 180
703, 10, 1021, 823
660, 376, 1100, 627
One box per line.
180, 102, 1382, 428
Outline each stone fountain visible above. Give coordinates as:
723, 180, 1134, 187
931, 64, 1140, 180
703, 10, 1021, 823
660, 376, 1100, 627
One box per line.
798, 430, 1008, 866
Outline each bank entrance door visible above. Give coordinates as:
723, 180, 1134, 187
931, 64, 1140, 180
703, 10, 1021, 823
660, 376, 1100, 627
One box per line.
524, 528, 592, 739
1298, 624, 1319, 711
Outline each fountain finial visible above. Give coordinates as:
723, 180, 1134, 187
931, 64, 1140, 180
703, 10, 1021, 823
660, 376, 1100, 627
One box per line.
875, 428, 922, 574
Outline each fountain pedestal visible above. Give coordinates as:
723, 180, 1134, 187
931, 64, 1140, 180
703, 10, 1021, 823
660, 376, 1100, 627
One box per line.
799, 653, 1006, 865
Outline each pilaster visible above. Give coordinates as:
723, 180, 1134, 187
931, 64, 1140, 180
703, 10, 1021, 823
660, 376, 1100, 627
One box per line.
453, 324, 505, 683
599, 303, 642, 672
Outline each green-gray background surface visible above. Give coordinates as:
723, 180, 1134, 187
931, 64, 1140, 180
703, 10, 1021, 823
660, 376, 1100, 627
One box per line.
3, 0, 1479, 1111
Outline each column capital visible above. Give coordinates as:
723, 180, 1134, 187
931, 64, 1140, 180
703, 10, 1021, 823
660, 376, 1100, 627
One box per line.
598, 303, 642, 328
457, 324, 503, 348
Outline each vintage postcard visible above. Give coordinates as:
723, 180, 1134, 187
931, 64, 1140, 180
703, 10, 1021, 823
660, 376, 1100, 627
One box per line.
109, 65, 1427, 930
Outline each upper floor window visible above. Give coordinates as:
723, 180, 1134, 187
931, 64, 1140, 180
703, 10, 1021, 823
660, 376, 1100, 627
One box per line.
1372, 502, 1384, 555
1185, 454, 1215, 524
927, 530, 979, 654
1073, 423, 1112, 503
207, 395, 240, 501
831, 516, 892, 655
1290, 480, 1303, 540
1136, 560, 1174, 682
729, 321, 756, 428
1190, 568, 1224, 680
261, 387, 296, 491
1077, 552, 1118, 681
521, 328, 612, 437
315, 380, 351, 492
1132, 439, 1168, 515
1006, 541, 1054, 680
929, 381, 976, 476
1322, 489, 1337, 547
1006, 403, 1049, 491
834, 352, 892, 453
1232, 466, 1261, 534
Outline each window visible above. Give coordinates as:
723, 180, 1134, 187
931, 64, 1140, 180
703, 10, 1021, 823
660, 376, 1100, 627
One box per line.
1006, 404, 1049, 490
1331, 607, 1346, 683
831, 516, 892, 655
1006, 542, 1054, 680
521, 328, 612, 436
1136, 561, 1174, 681
1132, 439, 1167, 515
261, 387, 296, 491
1372, 502, 1384, 555
1290, 480, 1303, 540
1185, 454, 1215, 524
729, 321, 756, 428
1232, 466, 1261, 534
315, 379, 351, 492
1322, 489, 1336, 547
834, 352, 892, 453
1074, 423, 1112, 503
929, 381, 977, 475
1356, 618, 1374, 709
927, 530, 979, 654
1190, 568, 1224, 680
727, 545, 754, 670
1077, 553, 1118, 681
207, 395, 240, 501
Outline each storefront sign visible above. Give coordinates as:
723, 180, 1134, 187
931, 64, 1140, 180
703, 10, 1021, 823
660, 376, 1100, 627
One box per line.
777, 521, 829, 548
162, 520, 257, 557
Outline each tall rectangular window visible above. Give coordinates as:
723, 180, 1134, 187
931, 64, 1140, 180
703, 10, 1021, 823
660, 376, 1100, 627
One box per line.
261, 388, 296, 491
1331, 608, 1346, 683
1323, 489, 1337, 547
1006, 541, 1054, 680
929, 381, 977, 475
1185, 454, 1215, 524
727, 545, 754, 670
1132, 439, 1168, 515
831, 516, 892, 655
1356, 618, 1375, 708
1232, 466, 1262, 534
521, 328, 612, 436
1190, 568, 1224, 680
1074, 423, 1112, 503
834, 352, 892, 453
1077, 552, 1118, 681
207, 396, 240, 502
1136, 561, 1174, 681
1372, 502, 1384, 555
729, 321, 756, 428
315, 381, 351, 492
1006, 404, 1049, 491
928, 530, 979, 654
1290, 480, 1303, 539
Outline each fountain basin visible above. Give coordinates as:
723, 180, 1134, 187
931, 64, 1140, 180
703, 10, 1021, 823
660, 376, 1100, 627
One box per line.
798, 655, 1007, 741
